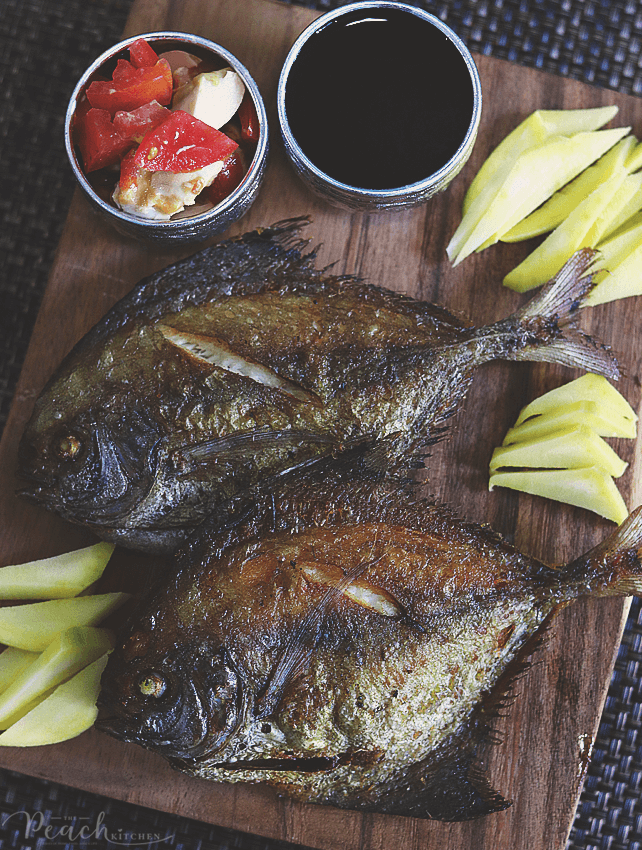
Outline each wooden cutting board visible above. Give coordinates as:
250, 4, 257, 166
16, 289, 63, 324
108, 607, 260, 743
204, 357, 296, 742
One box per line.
1, 1, 641, 848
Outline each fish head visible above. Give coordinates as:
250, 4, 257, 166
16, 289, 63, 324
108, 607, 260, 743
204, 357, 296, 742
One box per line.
96, 616, 245, 760
17, 354, 163, 531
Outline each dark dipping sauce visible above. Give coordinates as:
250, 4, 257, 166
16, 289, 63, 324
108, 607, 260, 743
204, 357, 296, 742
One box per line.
284, 8, 475, 190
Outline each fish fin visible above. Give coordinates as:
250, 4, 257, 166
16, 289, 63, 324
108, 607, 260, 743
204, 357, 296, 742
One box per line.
514, 248, 598, 321
485, 249, 619, 380
507, 327, 618, 376
84, 218, 318, 345
563, 505, 642, 596
256, 557, 380, 719
352, 749, 511, 821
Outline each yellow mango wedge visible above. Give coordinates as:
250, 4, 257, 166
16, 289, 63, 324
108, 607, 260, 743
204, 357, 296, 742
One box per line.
625, 140, 642, 173
489, 466, 629, 524
489, 424, 628, 478
0, 627, 112, 728
462, 106, 620, 216
591, 170, 642, 245
0, 592, 129, 651
0, 653, 109, 746
0, 647, 39, 693
585, 239, 642, 306
448, 126, 630, 265
503, 400, 637, 444
0, 541, 114, 600
501, 135, 637, 243
514, 373, 637, 426
503, 164, 629, 291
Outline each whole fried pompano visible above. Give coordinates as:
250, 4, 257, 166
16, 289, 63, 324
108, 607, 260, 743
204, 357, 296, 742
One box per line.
96, 476, 642, 821
19, 219, 615, 554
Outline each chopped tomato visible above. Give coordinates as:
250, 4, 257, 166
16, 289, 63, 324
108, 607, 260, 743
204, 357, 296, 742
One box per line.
134, 110, 238, 172
238, 92, 259, 143
129, 38, 159, 69
202, 150, 246, 205
117, 148, 140, 191
113, 100, 171, 144
112, 58, 136, 80
86, 58, 173, 114
74, 108, 133, 172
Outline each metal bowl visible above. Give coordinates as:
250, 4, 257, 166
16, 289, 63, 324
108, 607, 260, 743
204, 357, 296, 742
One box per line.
65, 32, 268, 244
277, 1, 482, 212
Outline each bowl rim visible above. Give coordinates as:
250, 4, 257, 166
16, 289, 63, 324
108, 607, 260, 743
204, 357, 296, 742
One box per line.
277, 0, 482, 199
65, 30, 269, 232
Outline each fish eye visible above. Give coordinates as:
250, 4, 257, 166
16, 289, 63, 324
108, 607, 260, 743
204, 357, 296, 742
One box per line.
138, 672, 167, 698
55, 433, 83, 461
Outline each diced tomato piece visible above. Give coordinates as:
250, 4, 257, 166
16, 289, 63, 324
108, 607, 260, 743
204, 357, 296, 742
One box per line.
129, 38, 159, 69
202, 150, 246, 205
134, 110, 238, 173
86, 58, 173, 114
117, 148, 141, 192
74, 107, 133, 172
238, 92, 259, 143
113, 100, 171, 144
112, 58, 136, 80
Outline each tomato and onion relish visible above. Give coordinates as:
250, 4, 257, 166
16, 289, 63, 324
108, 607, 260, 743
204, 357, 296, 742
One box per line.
72, 37, 260, 221
283, 8, 475, 191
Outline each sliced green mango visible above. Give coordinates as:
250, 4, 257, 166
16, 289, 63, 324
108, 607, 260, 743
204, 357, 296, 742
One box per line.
0, 627, 112, 727
585, 240, 642, 306
489, 424, 627, 477
503, 164, 628, 291
0, 592, 129, 651
449, 127, 630, 265
0, 653, 109, 746
0, 542, 114, 600
489, 466, 629, 524
514, 374, 637, 426
0, 647, 39, 693
503, 400, 637, 444
462, 106, 620, 216
625, 140, 642, 173
0, 687, 57, 730
501, 135, 637, 243
592, 171, 642, 245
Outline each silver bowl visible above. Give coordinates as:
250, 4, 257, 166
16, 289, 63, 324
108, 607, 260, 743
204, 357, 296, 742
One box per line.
65, 32, 269, 244
277, 1, 482, 212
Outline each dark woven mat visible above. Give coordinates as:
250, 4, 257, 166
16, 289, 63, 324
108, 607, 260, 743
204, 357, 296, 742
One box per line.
1, 1, 642, 848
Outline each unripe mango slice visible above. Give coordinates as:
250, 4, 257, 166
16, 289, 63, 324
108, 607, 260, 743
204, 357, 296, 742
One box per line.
0, 627, 112, 728
503, 164, 629, 291
463, 106, 620, 216
449, 126, 630, 265
0, 653, 110, 746
501, 135, 637, 243
514, 374, 637, 426
0, 647, 39, 693
503, 400, 636, 445
489, 467, 629, 524
0, 592, 129, 651
0, 542, 114, 600
490, 424, 628, 478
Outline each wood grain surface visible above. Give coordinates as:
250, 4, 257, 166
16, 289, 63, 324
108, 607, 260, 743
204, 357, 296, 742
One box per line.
1, 1, 641, 848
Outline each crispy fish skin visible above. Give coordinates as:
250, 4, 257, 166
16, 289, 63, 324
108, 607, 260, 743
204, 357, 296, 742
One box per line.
18, 219, 617, 554
96, 476, 642, 820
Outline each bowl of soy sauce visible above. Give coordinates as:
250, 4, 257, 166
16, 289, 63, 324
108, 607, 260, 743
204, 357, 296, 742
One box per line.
277, 1, 482, 212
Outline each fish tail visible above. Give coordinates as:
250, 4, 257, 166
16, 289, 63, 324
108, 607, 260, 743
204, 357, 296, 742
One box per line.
563, 505, 642, 598
482, 249, 619, 379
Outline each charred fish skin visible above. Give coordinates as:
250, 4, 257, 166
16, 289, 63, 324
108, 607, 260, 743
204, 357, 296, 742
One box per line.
18, 219, 617, 554
96, 476, 642, 821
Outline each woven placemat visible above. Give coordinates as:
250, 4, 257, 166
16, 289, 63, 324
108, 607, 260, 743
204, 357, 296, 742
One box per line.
1, 1, 642, 848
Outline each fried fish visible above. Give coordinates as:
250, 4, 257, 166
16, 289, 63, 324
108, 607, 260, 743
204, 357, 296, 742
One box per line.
96, 474, 642, 821
18, 219, 616, 553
